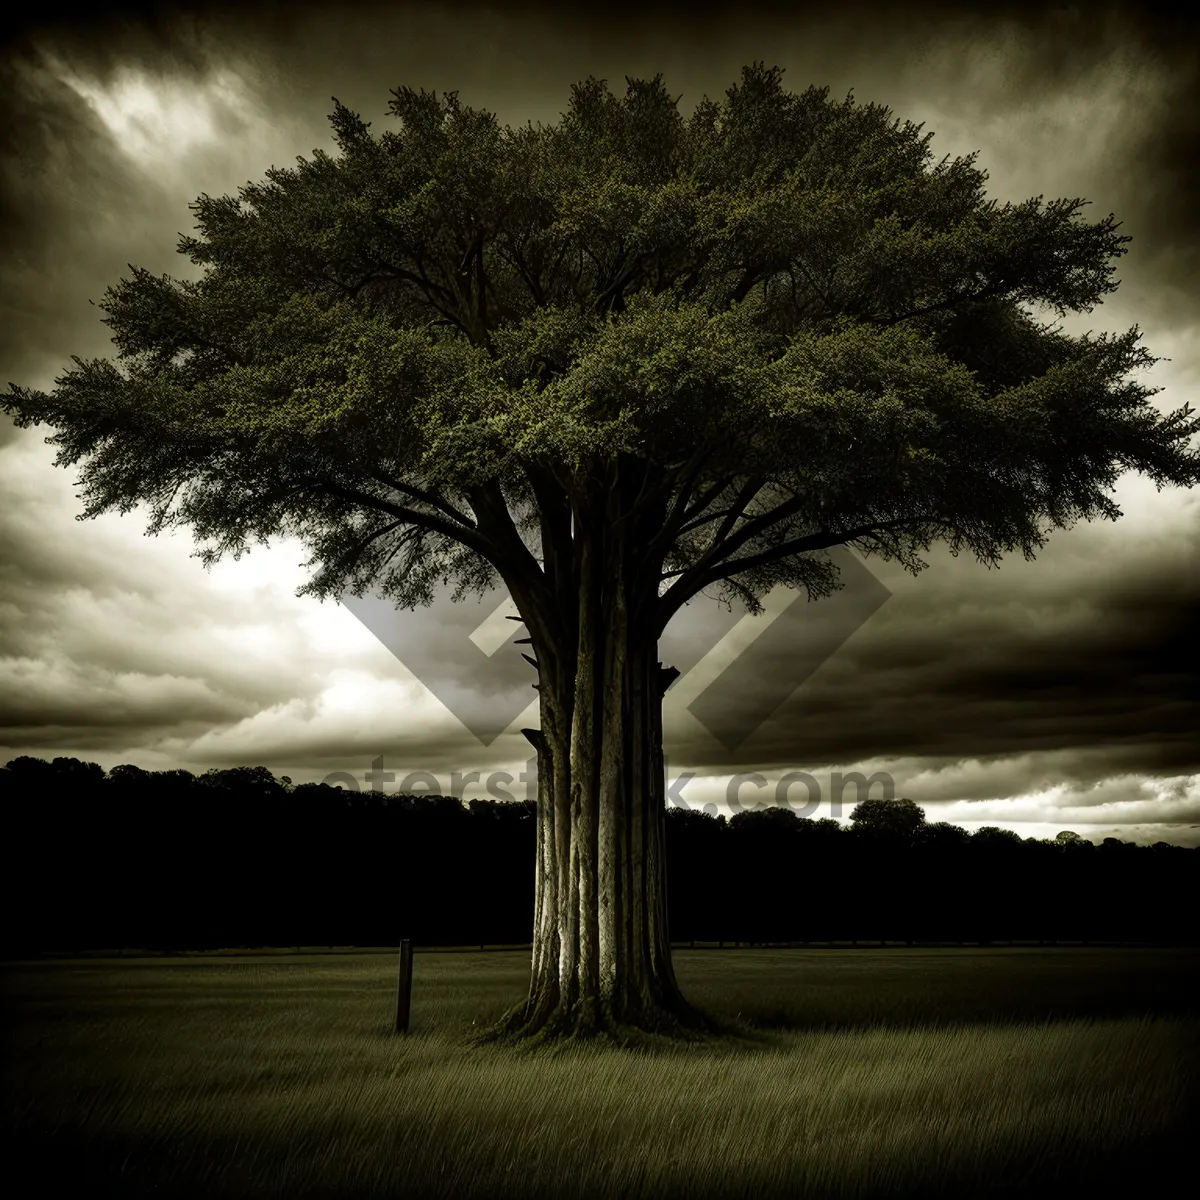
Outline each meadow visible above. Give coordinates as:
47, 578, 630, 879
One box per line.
4, 947, 1197, 1197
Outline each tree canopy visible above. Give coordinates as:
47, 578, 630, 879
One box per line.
5, 64, 1196, 633
850, 796, 926, 839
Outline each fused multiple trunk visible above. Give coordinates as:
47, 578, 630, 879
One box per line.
491, 461, 709, 1039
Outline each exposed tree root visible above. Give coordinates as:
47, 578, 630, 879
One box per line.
472, 993, 732, 1051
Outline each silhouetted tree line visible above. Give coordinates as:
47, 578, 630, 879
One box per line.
667, 799, 1197, 947
2, 760, 1196, 954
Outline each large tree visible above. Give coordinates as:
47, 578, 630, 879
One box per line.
5, 65, 1197, 1039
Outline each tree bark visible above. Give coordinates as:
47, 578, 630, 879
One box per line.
493, 463, 708, 1041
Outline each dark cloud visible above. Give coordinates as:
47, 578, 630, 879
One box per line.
675, 499, 1200, 778
4, 0, 1194, 357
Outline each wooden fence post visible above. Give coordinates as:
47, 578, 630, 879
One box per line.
395, 938, 413, 1033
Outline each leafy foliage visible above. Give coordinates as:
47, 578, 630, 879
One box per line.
4, 64, 1195, 628
850, 795, 926, 839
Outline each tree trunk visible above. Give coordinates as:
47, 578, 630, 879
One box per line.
492, 465, 708, 1041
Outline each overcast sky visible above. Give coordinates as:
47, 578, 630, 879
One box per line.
1, 0, 1197, 843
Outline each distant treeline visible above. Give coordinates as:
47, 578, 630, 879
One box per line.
2, 757, 1196, 954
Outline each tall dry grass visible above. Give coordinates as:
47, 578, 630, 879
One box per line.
4, 948, 1196, 1197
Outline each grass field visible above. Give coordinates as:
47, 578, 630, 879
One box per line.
4, 947, 1197, 1197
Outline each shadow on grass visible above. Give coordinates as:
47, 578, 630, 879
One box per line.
10, 1121, 1193, 1200
673, 946, 1200, 1036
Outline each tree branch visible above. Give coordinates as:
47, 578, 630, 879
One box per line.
660, 491, 809, 609
657, 515, 943, 627
870, 278, 1010, 327
368, 469, 478, 529
710, 476, 765, 545
523, 461, 571, 568
640, 445, 721, 563
676, 502, 749, 538
464, 478, 552, 605
370, 251, 478, 342
331, 518, 413, 580
677, 475, 738, 529
323, 481, 496, 560
792, 254, 834, 315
